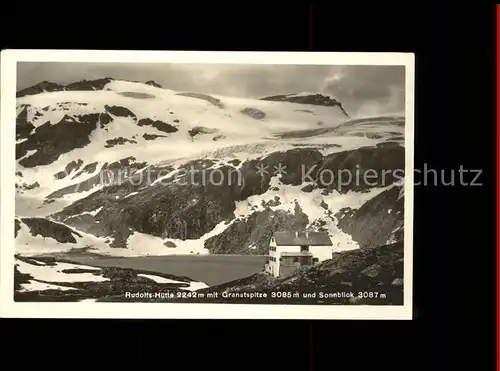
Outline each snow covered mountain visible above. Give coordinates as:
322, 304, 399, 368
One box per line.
15, 78, 405, 258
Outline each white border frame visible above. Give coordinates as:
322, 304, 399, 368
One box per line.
0, 50, 414, 319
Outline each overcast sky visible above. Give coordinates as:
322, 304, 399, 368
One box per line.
17, 63, 405, 116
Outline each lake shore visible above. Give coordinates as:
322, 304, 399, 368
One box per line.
29, 253, 268, 287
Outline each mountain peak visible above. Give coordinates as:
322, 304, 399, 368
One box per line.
145, 80, 162, 88
260, 93, 350, 117
15, 81, 63, 98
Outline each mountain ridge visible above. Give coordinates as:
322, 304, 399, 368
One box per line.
260, 92, 350, 117
16, 78, 164, 97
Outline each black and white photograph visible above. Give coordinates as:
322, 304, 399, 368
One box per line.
0, 50, 414, 319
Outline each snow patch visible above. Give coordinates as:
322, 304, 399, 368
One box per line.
20, 280, 78, 292
16, 259, 109, 283
15, 219, 111, 256
138, 273, 208, 291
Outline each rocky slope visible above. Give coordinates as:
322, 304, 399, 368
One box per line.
335, 184, 404, 248
15, 78, 406, 259
197, 241, 404, 305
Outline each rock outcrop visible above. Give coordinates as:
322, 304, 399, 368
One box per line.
261, 93, 350, 117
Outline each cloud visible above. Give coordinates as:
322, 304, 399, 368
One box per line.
16, 62, 405, 117
321, 66, 405, 116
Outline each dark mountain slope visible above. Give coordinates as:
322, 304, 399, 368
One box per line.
335, 184, 404, 248
50, 144, 404, 253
